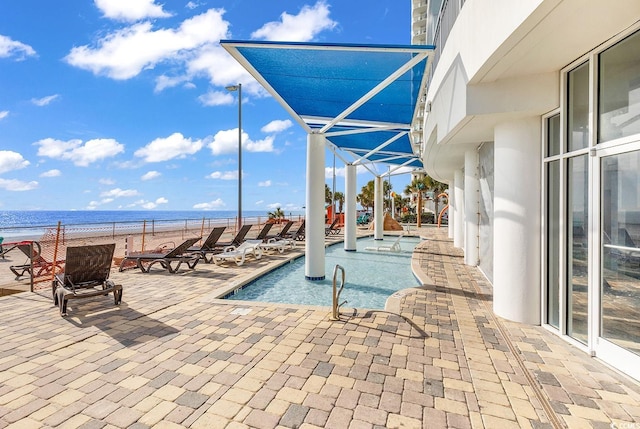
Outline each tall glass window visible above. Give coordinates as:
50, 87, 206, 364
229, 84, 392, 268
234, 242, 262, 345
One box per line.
599, 31, 640, 142
567, 155, 589, 344
568, 63, 590, 151
547, 114, 561, 157
547, 159, 560, 328
601, 151, 640, 357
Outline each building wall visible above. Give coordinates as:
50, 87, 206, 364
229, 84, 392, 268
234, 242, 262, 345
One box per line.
417, 0, 640, 381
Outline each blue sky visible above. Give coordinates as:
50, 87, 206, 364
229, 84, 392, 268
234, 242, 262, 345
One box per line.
0, 0, 412, 213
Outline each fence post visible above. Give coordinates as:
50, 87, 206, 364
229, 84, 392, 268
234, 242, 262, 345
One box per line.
142, 220, 146, 252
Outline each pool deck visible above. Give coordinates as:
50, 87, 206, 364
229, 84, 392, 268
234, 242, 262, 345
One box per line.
0, 227, 639, 428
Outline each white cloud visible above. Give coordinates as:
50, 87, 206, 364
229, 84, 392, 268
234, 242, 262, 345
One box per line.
65, 9, 229, 80
0, 151, 30, 174
207, 170, 237, 180
246, 136, 275, 152
100, 188, 140, 198
325, 164, 368, 179
283, 203, 303, 211
0, 35, 36, 60
35, 137, 124, 167
140, 196, 168, 209
0, 111, 8, 120
193, 198, 225, 209
186, 44, 268, 97
0, 178, 38, 191
208, 129, 241, 155
94, 0, 171, 22
251, 1, 337, 42
31, 95, 59, 106
135, 132, 203, 162
40, 169, 61, 178
266, 202, 282, 210
208, 128, 275, 155
99, 178, 115, 185
141, 170, 161, 180
255, 200, 264, 205
186, 1, 201, 10
258, 180, 271, 187
198, 90, 234, 106
154, 75, 188, 92
261, 119, 292, 133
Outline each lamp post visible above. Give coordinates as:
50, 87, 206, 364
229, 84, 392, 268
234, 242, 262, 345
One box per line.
226, 83, 242, 230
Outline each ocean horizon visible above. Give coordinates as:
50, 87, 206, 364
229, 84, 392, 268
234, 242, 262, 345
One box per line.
0, 210, 305, 240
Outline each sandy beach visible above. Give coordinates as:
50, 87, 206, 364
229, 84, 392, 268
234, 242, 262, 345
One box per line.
0, 220, 301, 295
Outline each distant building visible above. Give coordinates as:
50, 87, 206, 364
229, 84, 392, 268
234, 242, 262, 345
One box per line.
414, 0, 640, 381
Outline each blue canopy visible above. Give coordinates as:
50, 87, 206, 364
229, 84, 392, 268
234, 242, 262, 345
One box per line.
221, 40, 435, 170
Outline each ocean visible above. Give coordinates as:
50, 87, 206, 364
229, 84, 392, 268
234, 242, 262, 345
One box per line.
0, 210, 304, 240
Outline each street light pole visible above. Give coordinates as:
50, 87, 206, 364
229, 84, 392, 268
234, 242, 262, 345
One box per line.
226, 83, 242, 230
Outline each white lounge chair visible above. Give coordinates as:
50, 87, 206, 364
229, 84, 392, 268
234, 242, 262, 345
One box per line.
365, 234, 403, 252
213, 240, 263, 266
259, 237, 295, 254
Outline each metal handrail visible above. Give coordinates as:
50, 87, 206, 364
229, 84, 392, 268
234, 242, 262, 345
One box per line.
331, 264, 347, 321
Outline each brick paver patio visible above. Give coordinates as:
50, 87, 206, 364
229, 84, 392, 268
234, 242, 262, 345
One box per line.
0, 228, 638, 428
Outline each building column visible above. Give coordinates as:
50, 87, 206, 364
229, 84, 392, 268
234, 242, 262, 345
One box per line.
305, 133, 326, 280
374, 176, 383, 240
493, 118, 541, 324
447, 181, 454, 239
453, 169, 464, 248
464, 150, 479, 265
344, 164, 357, 251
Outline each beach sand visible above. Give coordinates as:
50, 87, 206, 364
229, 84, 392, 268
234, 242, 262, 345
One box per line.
0, 221, 299, 294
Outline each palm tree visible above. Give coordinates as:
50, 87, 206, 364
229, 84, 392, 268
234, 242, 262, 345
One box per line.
357, 180, 375, 213
268, 207, 285, 222
431, 180, 448, 223
325, 184, 333, 206
404, 176, 431, 227
405, 175, 448, 227
358, 179, 391, 216
333, 191, 344, 213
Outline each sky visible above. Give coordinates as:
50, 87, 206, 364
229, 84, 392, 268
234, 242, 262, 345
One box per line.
0, 0, 413, 213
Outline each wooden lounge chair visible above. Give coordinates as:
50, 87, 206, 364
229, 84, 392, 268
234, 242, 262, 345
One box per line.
213, 240, 263, 266
53, 243, 122, 316
284, 221, 305, 241
264, 220, 294, 241
187, 226, 226, 263
253, 223, 274, 241
325, 219, 340, 236
365, 234, 404, 252
119, 237, 202, 273
214, 224, 253, 249
9, 241, 63, 279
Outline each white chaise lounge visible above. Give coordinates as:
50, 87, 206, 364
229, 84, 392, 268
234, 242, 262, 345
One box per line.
259, 237, 295, 254
365, 234, 403, 252
213, 240, 263, 266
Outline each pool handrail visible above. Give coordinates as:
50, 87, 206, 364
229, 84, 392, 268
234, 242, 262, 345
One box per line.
331, 264, 347, 321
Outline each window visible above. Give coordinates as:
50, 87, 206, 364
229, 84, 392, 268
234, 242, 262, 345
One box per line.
598, 31, 640, 142
567, 62, 590, 151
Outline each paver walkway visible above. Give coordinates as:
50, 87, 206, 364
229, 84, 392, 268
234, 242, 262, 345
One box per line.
0, 228, 638, 428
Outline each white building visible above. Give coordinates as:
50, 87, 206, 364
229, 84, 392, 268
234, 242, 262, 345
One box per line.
416, 0, 640, 380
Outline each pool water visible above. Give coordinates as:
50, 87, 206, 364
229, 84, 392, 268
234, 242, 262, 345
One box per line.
225, 236, 421, 310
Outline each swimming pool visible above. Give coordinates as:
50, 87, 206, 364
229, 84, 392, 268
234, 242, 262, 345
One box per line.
225, 235, 421, 310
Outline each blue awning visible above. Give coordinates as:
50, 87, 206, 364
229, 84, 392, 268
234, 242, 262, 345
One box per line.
221, 40, 435, 170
